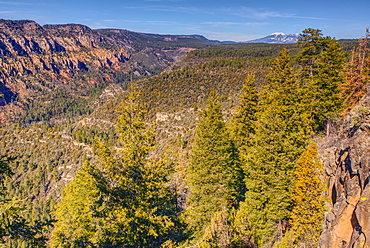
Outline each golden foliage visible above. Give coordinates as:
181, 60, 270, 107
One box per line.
290, 143, 326, 247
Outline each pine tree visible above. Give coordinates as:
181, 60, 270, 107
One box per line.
290, 143, 326, 246
242, 49, 312, 247
297, 28, 346, 129
50, 161, 108, 247
296, 28, 326, 77
51, 85, 181, 247
0, 156, 48, 247
185, 92, 242, 244
111, 86, 180, 246
200, 208, 231, 248
229, 74, 259, 247
312, 38, 346, 124
230, 73, 259, 151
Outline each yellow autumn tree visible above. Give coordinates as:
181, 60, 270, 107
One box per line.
290, 142, 326, 247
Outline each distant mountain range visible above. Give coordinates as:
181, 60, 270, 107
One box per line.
245, 32, 299, 44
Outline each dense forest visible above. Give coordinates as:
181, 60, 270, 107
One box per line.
0, 27, 369, 248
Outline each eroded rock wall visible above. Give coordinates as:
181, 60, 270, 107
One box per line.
319, 89, 370, 248
0, 20, 132, 101
0, 20, 202, 124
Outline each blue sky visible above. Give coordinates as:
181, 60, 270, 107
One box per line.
0, 0, 369, 41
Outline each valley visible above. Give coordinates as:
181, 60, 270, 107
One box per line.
0, 20, 369, 248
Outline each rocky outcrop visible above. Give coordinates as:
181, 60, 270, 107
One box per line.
0, 19, 216, 123
318, 87, 370, 248
0, 19, 133, 121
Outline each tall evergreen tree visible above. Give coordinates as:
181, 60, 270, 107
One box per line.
242, 49, 312, 247
296, 28, 326, 78
313, 38, 346, 123
51, 85, 181, 247
230, 74, 259, 151
229, 74, 259, 247
297, 28, 346, 129
50, 161, 109, 247
111, 86, 182, 246
185, 92, 242, 245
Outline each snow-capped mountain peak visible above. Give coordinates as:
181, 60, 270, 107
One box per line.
271, 32, 286, 36
245, 32, 299, 44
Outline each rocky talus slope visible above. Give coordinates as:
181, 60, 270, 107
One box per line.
319, 88, 370, 247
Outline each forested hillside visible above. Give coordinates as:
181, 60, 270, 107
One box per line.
0, 19, 218, 125
0, 25, 369, 248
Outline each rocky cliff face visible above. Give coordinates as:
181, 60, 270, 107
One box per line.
0, 20, 214, 124
0, 20, 131, 88
318, 87, 370, 247
0, 20, 132, 123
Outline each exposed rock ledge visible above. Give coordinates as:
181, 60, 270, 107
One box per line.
318, 88, 370, 248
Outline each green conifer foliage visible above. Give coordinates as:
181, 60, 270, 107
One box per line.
230, 202, 255, 247
297, 28, 346, 128
230, 74, 259, 151
51, 85, 181, 247
229, 74, 259, 247
242, 49, 312, 247
313, 38, 346, 123
296, 28, 326, 77
0, 156, 48, 247
185, 93, 242, 243
290, 143, 326, 246
50, 161, 107, 247
200, 208, 232, 248
110, 86, 180, 246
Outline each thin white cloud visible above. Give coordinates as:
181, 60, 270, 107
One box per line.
229, 7, 351, 22
0, 1, 46, 5
203, 21, 269, 27
102, 19, 184, 26
289, 15, 351, 22
124, 4, 342, 23
103, 19, 140, 23
0, 11, 18, 14
125, 5, 214, 15
231, 7, 293, 19
146, 20, 180, 25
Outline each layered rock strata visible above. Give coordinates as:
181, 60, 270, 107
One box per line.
0, 20, 208, 123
